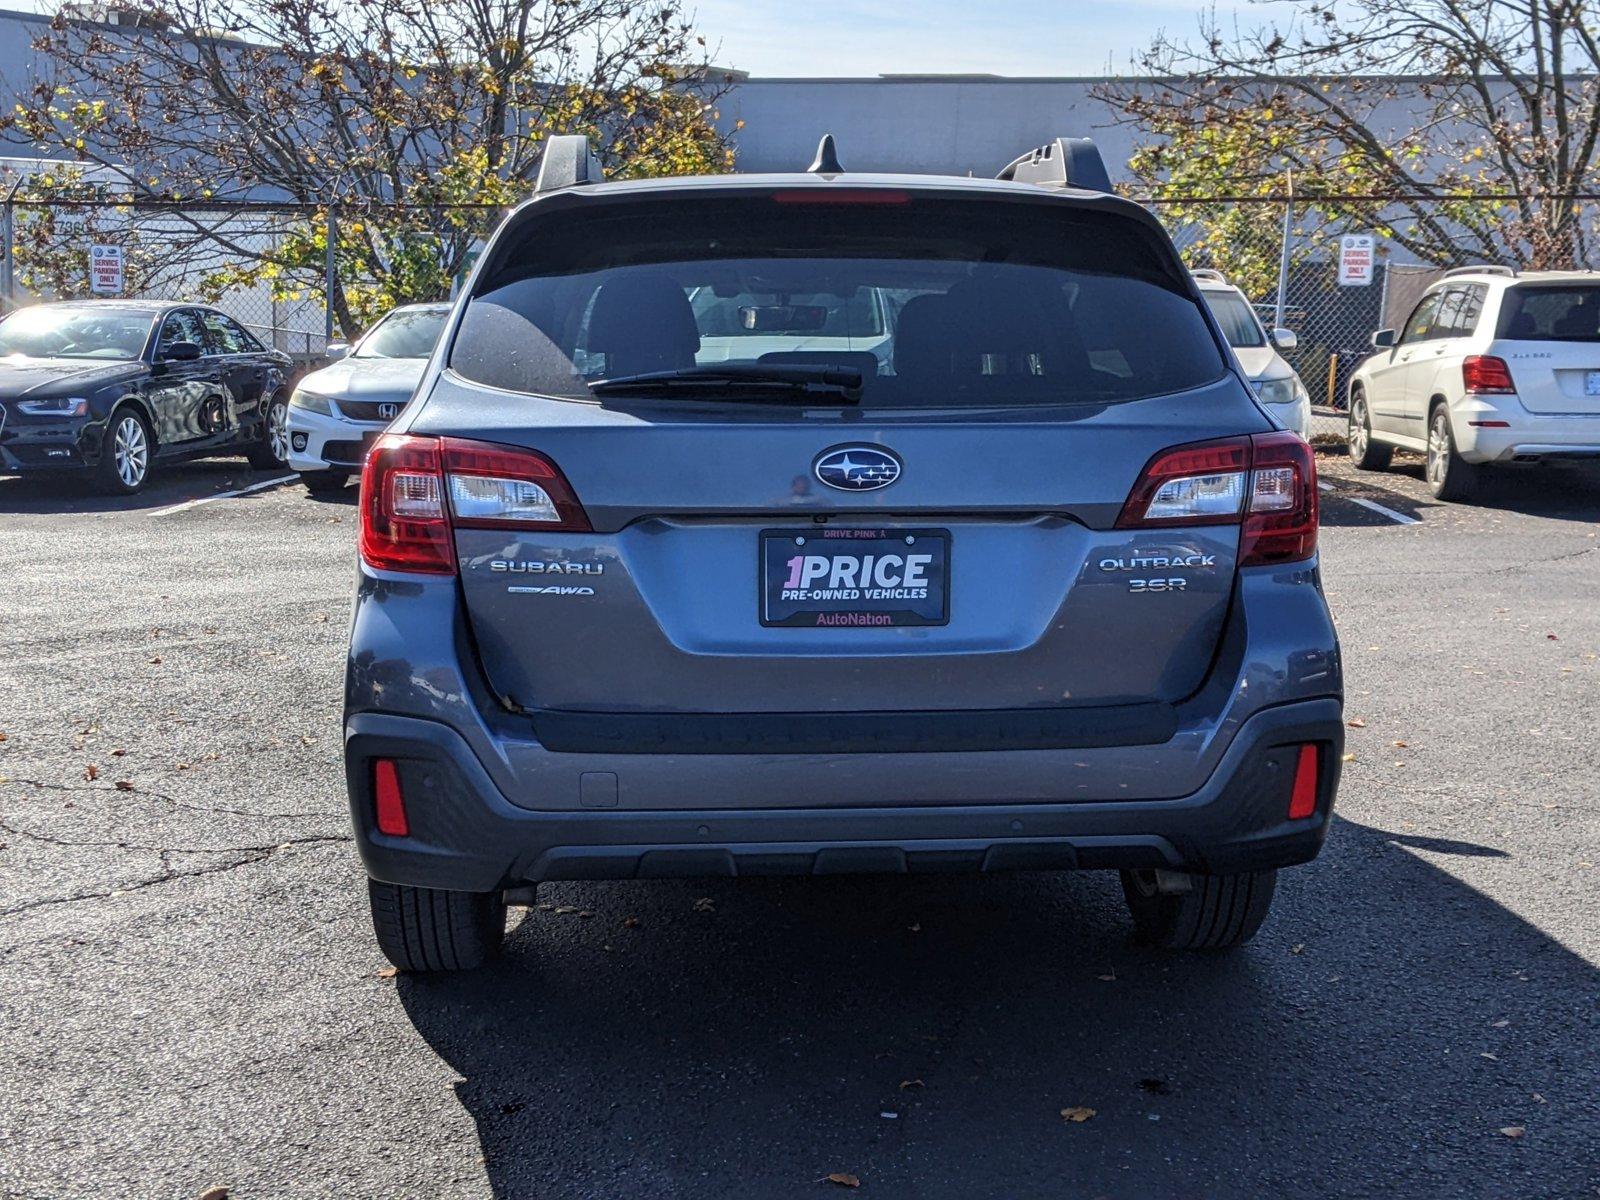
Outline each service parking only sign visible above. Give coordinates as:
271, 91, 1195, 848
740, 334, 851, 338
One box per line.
89, 244, 124, 295
1338, 234, 1375, 286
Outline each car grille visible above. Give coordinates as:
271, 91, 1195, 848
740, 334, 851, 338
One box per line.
323, 433, 383, 467
335, 400, 401, 423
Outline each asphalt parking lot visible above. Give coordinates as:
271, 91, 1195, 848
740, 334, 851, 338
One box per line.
1, 452, 1597, 1200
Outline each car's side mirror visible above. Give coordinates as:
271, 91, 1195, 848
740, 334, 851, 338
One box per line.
1270, 327, 1298, 352
163, 340, 203, 362
1370, 328, 1397, 349
325, 342, 350, 362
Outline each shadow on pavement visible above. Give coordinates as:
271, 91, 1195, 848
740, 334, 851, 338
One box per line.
1342, 452, 1600, 526
397, 816, 1599, 1198
0, 458, 287, 515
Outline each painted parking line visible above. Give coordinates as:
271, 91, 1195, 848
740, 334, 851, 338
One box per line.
1317, 479, 1421, 526
148, 474, 299, 518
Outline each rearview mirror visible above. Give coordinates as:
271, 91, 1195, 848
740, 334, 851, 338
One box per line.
1371, 328, 1397, 349
1270, 327, 1298, 352
739, 305, 828, 333
163, 340, 203, 362
325, 342, 350, 361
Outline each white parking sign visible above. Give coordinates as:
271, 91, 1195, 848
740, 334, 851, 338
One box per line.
1338, 234, 1374, 286
89, 244, 124, 295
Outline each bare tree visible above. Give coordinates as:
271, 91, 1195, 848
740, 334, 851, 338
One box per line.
1096, 0, 1600, 268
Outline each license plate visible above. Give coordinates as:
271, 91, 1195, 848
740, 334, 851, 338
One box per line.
1586, 371, 1600, 396
761, 528, 950, 628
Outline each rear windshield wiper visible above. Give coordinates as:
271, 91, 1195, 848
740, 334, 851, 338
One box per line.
589, 364, 863, 403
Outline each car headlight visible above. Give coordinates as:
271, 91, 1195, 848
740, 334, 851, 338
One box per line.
1254, 375, 1309, 407
289, 388, 333, 416
17, 396, 89, 416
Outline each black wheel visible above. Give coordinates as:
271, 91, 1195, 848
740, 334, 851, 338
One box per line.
367, 880, 506, 972
245, 394, 290, 470
300, 470, 349, 496
1347, 388, 1392, 471
93, 408, 153, 495
1425, 403, 1482, 501
1120, 868, 1277, 950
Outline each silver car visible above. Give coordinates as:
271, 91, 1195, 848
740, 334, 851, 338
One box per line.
344, 137, 1343, 972
1193, 270, 1313, 439
286, 302, 450, 494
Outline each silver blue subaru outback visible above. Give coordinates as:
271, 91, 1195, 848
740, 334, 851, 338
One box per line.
345, 136, 1342, 971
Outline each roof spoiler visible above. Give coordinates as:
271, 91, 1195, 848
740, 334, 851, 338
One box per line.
996, 138, 1112, 194
535, 134, 603, 193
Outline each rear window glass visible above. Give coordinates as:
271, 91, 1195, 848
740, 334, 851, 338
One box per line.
450, 195, 1227, 408
1201, 291, 1266, 348
1498, 286, 1600, 342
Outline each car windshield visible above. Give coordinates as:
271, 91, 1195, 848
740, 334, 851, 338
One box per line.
0, 305, 154, 359
450, 194, 1227, 409
1497, 285, 1600, 342
354, 308, 449, 359
1201, 291, 1267, 348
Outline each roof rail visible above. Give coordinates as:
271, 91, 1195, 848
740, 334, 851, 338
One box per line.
535, 134, 603, 193
1189, 268, 1229, 284
996, 137, 1112, 194
1444, 264, 1515, 278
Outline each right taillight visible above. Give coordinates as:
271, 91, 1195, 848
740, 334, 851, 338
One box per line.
1462, 355, 1516, 394
359, 434, 589, 575
1118, 431, 1318, 568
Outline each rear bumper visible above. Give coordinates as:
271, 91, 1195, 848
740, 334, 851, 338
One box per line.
346, 697, 1344, 891
1451, 396, 1600, 462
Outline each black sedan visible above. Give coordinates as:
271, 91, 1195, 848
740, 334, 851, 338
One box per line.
0, 300, 294, 493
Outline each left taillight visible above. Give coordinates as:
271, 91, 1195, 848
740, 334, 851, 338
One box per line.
359, 434, 590, 575
1117, 431, 1318, 568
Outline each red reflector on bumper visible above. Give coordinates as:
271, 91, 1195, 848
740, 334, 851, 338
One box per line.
374, 759, 410, 837
1288, 745, 1319, 820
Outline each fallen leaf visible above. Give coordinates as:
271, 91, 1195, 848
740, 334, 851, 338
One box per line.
114, 780, 134, 791
83, 764, 100, 781
1290, 943, 1305, 954
1341, 752, 1357, 763
577, 910, 594, 919
623, 916, 641, 929
176, 762, 191, 771
1499, 1125, 1525, 1139
552, 906, 580, 915
0, 731, 8, 741
147, 655, 163, 665
907, 923, 921, 932
1480, 1052, 1498, 1061
376, 966, 399, 979
299, 735, 318, 746
1060, 1106, 1096, 1123
824, 1172, 860, 1188
1097, 971, 1116, 981
198, 1188, 230, 1200
899, 1079, 925, 1090
1546, 633, 1558, 641
693, 897, 716, 914
1532, 1093, 1546, 1104
1492, 1019, 1509, 1028
111, 748, 127, 757
1392, 740, 1409, 748
1346, 717, 1366, 728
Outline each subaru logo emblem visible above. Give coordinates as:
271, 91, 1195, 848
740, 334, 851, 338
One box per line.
377, 402, 400, 420
813, 445, 902, 492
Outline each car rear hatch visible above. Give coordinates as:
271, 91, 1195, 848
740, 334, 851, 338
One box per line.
384, 183, 1306, 730
1494, 283, 1600, 414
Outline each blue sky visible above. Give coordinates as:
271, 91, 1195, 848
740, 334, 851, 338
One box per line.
687, 0, 1287, 77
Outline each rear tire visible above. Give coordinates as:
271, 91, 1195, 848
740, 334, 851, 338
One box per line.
367, 880, 506, 972
1426, 403, 1482, 501
93, 408, 153, 495
245, 394, 290, 470
300, 470, 349, 496
1120, 868, 1277, 950
1347, 389, 1392, 471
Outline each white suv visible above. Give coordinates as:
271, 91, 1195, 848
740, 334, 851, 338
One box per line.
1191, 270, 1312, 439
1348, 267, 1600, 499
